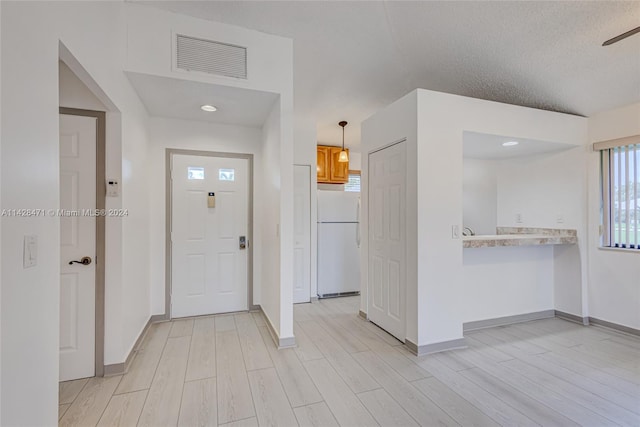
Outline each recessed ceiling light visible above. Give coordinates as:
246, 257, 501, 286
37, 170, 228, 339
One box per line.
200, 105, 217, 112
502, 141, 519, 147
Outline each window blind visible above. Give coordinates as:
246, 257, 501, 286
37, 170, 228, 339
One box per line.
345, 172, 361, 192
599, 140, 640, 249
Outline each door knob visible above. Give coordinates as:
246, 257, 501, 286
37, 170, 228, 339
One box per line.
69, 256, 92, 266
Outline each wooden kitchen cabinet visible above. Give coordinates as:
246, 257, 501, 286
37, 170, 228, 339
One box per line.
329, 147, 349, 182
317, 145, 349, 184
317, 146, 330, 182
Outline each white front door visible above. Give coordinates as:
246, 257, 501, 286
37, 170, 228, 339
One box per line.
368, 141, 406, 341
171, 154, 249, 318
293, 165, 311, 303
59, 114, 96, 381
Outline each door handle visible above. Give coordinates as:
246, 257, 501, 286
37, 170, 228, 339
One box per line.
356, 197, 361, 248
69, 256, 92, 266
239, 236, 246, 250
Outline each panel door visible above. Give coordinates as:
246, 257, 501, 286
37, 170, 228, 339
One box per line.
59, 114, 97, 381
368, 141, 406, 341
293, 165, 311, 303
171, 154, 249, 317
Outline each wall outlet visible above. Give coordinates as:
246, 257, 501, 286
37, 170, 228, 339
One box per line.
23, 235, 37, 268
556, 213, 564, 224
515, 213, 523, 224
452, 225, 460, 239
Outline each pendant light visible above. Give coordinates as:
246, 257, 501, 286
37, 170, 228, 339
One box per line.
338, 121, 349, 163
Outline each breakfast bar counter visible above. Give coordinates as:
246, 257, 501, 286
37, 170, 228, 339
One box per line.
462, 227, 577, 248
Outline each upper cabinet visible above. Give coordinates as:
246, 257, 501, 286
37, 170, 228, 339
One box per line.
317, 145, 349, 184
317, 146, 331, 182
329, 147, 349, 182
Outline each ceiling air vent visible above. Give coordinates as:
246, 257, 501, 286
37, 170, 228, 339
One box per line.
176, 34, 247, 79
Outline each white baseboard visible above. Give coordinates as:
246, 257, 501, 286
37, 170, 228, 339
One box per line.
259, 305, 297, 349
104, 315, 156, 376
463, 310, 555, 333
589, 316, 640, 336
405, 338, 467, 356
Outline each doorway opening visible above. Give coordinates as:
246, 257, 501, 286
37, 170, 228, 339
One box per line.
59, 107, 106, 380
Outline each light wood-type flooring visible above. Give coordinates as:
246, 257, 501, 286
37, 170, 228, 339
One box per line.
59, 296, 640, 426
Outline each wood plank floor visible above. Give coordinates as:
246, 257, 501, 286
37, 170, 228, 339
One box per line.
59, 297, 640, 426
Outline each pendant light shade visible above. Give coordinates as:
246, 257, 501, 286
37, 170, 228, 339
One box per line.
338, 121, 349, 163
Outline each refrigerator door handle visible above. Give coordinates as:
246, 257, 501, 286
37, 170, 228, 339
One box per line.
356, 198, 361, 248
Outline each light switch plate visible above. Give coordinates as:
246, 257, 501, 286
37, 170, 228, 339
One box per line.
23, 235, 37, 268
452, 225, 460, 239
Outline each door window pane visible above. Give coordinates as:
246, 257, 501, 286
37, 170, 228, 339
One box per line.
187, 167, 205, 180
219, 168, 235, 181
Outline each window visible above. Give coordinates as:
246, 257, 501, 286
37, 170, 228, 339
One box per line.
219, 168, 235, 181
597, 137, 639, 250
187, 167, 204, 180
345, 170, 361, 192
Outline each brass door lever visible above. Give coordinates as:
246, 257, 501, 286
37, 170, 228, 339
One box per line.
69, 256, 92, 265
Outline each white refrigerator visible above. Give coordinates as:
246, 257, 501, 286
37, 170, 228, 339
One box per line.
317, 190, 361, 298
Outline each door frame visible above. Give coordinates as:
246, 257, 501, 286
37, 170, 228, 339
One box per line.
59, 107, 106, 377
366, 138, 407, 341
165, 149, 255, 319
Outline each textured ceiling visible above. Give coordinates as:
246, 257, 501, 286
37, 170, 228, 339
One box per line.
135, 1, 640, 148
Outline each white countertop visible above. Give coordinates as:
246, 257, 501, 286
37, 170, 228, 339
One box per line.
462, 231, 577, 248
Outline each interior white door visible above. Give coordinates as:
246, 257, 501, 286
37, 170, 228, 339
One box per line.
368, 141, 406, 341
59, 114, 96, 381
172, 154, 249, 318
293, 165, 311, 303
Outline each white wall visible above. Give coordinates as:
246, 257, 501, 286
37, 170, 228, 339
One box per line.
414, 90, 587, 346
462, 158, 498, 235
126, 3, 295, 342
59, 61, 106, 111
495, 147, 588, 317
125, 3, 291, 96
1, 2, 151, 424
363, 89, 587, 349
360, 91, 419, 342
58, 10, 152, 370
461, 146, 588, 321
59, 52, 137, 366
260, 101, 283, 334
462, 246, 554, 322
587, 102, 640, 329
496, 148, 586, 230
349, 152, 362, 170
147, 117, 263, 314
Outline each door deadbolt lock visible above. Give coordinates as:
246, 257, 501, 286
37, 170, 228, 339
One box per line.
239, 236, 246, 250
69, 256, 92, 266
